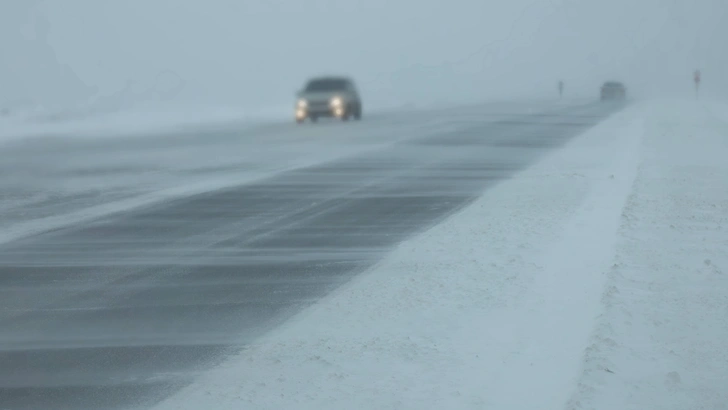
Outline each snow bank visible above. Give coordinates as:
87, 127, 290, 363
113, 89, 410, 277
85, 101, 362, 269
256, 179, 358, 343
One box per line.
151, 102, 646, 409
567, 100, 728, 410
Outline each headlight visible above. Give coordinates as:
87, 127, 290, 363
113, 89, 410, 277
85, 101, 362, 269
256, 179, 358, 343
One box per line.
330, 97, 343, 108
297, 99, 308, 108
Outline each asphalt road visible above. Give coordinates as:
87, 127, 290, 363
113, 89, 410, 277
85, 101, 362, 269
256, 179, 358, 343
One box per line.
0, 102, 624, 410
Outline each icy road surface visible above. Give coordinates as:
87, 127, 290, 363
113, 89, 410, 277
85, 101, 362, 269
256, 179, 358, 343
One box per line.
0, 101, 623, 410
0, 101, 573, 243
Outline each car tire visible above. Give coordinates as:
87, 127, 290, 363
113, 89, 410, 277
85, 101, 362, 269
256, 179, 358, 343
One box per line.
310, 115, 318, 123
354, 105, 362, 120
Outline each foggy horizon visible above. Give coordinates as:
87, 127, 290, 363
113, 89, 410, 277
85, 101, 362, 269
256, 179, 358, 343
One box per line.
2, 0, 727, 112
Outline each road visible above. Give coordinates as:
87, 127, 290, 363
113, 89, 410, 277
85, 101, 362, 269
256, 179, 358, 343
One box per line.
0, 102, 624, 410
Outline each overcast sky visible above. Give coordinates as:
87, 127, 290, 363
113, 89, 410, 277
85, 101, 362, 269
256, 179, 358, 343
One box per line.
2, 0, 727, 111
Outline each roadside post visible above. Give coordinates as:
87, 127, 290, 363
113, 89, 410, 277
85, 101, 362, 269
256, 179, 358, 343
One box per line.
694, 70, 701, 99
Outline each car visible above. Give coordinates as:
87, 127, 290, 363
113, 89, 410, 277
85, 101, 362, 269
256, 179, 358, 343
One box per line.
600, 81, 627, 101
295, 76, 362, 123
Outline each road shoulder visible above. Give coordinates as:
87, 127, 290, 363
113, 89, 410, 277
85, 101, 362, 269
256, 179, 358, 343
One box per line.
567, 100, 728, 410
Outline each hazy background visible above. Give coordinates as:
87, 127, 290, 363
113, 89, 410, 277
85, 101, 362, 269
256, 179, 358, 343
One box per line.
2, 0, 727, 113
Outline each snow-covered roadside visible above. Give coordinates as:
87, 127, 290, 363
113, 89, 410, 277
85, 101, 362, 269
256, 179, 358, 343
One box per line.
0, 102, 287, 144
151, 103, 645, 409
567, 101, 728, 410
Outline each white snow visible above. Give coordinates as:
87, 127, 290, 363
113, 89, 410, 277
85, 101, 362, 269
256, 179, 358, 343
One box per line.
566, 100, 728, 410
151, 99, 728, 410
0, 102, 286, 143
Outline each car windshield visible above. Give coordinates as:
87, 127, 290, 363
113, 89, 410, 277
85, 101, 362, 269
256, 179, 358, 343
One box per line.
305, 79, 348, 92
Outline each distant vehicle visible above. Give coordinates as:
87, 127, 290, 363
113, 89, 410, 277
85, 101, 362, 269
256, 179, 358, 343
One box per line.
295, 76, 362, 123
600, 81, 627, 101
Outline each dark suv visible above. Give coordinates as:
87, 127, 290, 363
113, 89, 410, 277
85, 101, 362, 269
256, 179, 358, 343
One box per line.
600, 81, 627, 101
295, 76, 363, 123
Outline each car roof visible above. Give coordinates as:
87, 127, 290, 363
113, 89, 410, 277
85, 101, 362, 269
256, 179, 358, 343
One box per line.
307, 76, 353, 83
603, 81, 625, 87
